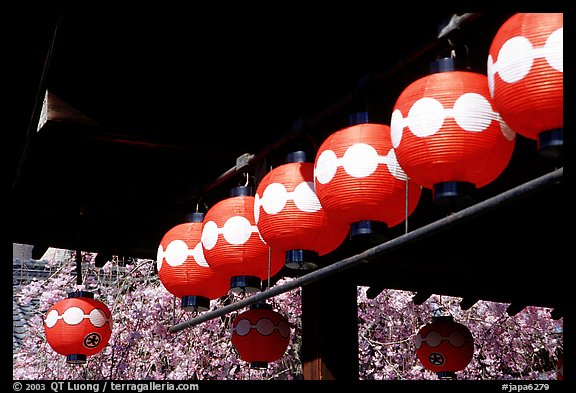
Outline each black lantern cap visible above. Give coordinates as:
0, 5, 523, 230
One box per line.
348, 111, 371, 126
429, 57, 469, 74
66, 354, 87, 364
432, 315, 455, 324
181, 295, 210, 312
285, 249, 319, 270
67, 291, 94, 299
537, 128, 563, 159
349, 220, 389, 251
230, 185, 253, 197
184, 212, 205, 223
433, 181, 476, 208
437, 371, 457, 380
249, 302, 272, 310
286, 150, 308, 163
230, 275, 262, 294
250, 361, 268, 369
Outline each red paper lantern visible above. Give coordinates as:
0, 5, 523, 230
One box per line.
314, 115, 421, 238
201, 186, 285, 293
390, 66, 516, 205
255, 152, 349, 269
157, 212, 230, 311
414, 316, 474, 379
231, 303, 291, 369
488, 13, 563, 157
556, 355, 563, 380
44, 291, 112, 364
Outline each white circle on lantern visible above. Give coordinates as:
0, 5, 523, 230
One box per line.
407, 97, 445, 138
314, 149, 338, 184
414, 333, 423, 349
545, 27, 563, 73
342, 143, 378, 178
487, 55, 496, 97
156, 245, 164, 271
201, 220, 219, 250
293, 181, 321, 212
254, 194, 261, 223
62, 306, 84, 325
192, 242, 209, 267
222, 215, 253, 245
497, 36, 533, 84
499, 119, 516, 141
278, 319, 291, 338
256, 318, 275, 336
390, 109, 405, 148
89, 308, 108, 328
45, 309, 59, 328
453, 93, 493, 132
165, 239, 189, 267
261, 182, 288, 215
384, 149, 407, 181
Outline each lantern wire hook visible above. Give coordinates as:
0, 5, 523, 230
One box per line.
194, 198, 208, 214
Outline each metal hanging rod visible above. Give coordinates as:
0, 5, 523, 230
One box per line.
168, 167, 563, 333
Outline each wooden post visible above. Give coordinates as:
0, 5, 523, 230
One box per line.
301, 272, 359, 380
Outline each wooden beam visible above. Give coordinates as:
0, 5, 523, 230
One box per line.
301, 273, 359, 380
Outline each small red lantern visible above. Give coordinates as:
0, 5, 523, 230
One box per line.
44, 291, 112, 364
556, 355, 563, 380
231, 303, 291, 369
414, 315, 474, 379
255, 151, 349, 270
488, 13, 563, 158
391, 62, 516, 206
314, 113, 422, 240
201, 186, 285, 293
157, 212, 230, 311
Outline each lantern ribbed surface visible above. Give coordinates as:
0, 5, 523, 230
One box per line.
488, 13, 563, 141
314, 123, 421, 228
44, 295, 112, 360
231, 306, 291, 366
414, 316, 474, 374
201, 195, 284, 280
390, 71, 516, 190
157, 220, 229, 302
255, 161, 349, 256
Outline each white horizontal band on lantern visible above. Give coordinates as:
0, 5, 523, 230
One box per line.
414, 330, 469, 349
45, 307, 110, 329
390, 93, 515, 149
254, 181, 321, 223
156, 240, 207, 271
232, 317, 290, 338
488, 27, 563, 95
315, 144, 407, 185
201, 216, 260, 250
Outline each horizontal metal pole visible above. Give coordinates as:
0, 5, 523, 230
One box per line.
169, 167, 563, 333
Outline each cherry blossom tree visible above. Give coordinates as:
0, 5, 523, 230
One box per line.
13, 252, 562, 380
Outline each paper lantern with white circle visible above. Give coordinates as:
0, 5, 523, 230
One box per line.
255, 152, 349, 269
44, 291, 112, 364
231, 303, 291, 369
390, 66, 516, 206
414, 315, 474, 379
201, 186, 285, 293
314, 117, 421, 238
488, 13, 563, 157
157, 212, 230, 311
